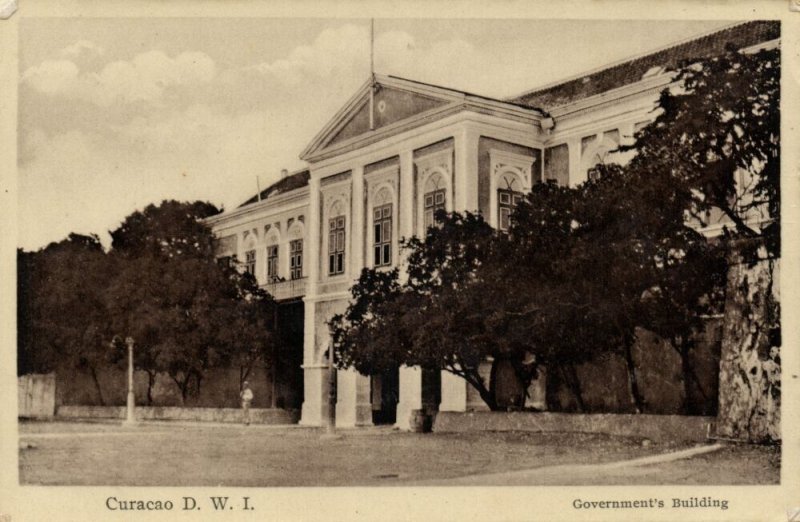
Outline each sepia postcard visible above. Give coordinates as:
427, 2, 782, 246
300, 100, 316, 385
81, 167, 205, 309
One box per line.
1, 0, 798, 521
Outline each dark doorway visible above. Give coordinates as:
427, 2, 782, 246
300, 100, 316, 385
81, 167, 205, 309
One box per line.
273, 300, 304, 410
421, 367, 441, 416
371, 366, 399, 425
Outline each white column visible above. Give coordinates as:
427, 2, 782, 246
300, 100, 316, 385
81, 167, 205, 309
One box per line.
567, 137, 584, 188
399, 150, 414, 247
439, 370, 467, 412
350, 166, 365, 276
395, 150, 423, 431
300, 175, 325, 426
454, 129, 480, 213
336, 368, 373, 427
396, 365, 422, 430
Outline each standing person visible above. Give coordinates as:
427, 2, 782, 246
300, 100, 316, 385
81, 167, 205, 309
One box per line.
240, 381, 254, 426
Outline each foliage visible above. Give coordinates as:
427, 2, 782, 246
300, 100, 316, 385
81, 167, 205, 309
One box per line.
17, 234, 114, 403
18, 201, 276, 405
105, 200, 275, 403
622, 46, 780, 257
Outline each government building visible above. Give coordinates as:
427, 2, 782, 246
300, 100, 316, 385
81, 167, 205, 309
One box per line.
205, 21, 780, 429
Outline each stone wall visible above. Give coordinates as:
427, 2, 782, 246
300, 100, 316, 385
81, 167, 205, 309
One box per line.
55, 364, 300, 409
56, 405, 300, 424
545, 321, 721, 415
434, 411, 713, 443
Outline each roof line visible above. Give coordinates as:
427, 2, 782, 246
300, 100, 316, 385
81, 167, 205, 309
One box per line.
386, 74, 545, 113
505, 20, 745, 102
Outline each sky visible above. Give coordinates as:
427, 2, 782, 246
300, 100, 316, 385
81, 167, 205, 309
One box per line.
17, 18, 732, 251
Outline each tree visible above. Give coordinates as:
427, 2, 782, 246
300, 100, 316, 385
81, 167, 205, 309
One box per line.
17, 234, 114, 404
106, 200, 276, 404
621, 46, 780, 441
331, 212, 523, 410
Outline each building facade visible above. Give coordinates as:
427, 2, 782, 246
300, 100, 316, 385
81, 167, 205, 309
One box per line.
206, 21, 780, 428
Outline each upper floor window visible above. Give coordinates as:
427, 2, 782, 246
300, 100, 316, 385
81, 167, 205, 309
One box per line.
328, 216, 346, 276
423, 189, 446, 230
266, 245, 279, 281
373, 204, 392, 267
290, 239, 303, 280
243, 250, 256, 275
217, 255, 235, 269
498, 189, 523, 232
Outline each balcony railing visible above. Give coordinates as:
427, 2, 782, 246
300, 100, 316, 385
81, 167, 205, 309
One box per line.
261, 277, 307, 301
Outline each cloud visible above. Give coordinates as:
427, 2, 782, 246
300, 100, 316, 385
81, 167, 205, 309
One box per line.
239, 23, 499, 97
245, 24, 369, 84
18, 104, 297, 250
21, 50, 216, 106
60, 39, 105, 59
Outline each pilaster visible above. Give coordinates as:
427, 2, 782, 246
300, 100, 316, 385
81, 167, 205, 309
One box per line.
567, 137, 585, 188
350, 165, 365, 276
300, 175, 324, 426
454, 129, 480, 213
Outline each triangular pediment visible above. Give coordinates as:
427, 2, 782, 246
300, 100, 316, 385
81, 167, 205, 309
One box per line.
328, 85, 448, 145
300, 75, 463, 161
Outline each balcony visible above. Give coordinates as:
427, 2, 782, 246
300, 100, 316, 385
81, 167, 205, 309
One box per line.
261, 277, 307, 301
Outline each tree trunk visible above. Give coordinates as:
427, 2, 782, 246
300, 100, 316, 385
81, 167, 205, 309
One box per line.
146, 371, 156, 405
676, 338, 692, 415
89, 364, 105, 406
561, 363, 585, 413
622, 342, 645, 413
461, 368, 498, 411
716, 243, 780, 443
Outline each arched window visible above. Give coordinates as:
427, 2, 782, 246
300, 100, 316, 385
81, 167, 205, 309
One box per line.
264, 228, 281, 282
328, 201, 346, 276
243, 233, 257, 276
373, 188, 393, 267
497, 172, 523, 232
287, 221, 304, 280
587, 151, 608, 181
423, 172, 446, 230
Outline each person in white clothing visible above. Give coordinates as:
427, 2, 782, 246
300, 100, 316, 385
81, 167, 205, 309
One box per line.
240, 381, 254, 426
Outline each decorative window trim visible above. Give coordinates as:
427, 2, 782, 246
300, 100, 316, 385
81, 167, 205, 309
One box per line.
327, 214, 346, 276
289, 238, 303, 280
366, 170, 399, 268
266, 245, 279, 281
581, 135, 619, 179
244, 249, 257, 276
415, 148, 453, 235
321, 187, 350, 280
488, 148, 534, 229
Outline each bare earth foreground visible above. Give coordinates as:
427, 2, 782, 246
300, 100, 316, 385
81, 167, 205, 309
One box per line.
18, 420, 779, 486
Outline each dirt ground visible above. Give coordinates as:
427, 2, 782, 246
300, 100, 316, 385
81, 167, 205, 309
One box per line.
18, 420, 780, 486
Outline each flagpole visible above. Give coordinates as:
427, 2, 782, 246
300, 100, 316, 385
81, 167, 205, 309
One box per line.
369, 18, 375, 131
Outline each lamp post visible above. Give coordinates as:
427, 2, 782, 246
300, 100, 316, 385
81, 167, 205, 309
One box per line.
123, 336, 137, 426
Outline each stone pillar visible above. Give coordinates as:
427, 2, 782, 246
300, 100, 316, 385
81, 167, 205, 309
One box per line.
300, 175, 325, 426
466, 359, 493, 411
336, 368, 373, 427
439, 370, 467, 412
396, 365, 422, 430
567, 136, 584, 188
454, 129, 479, 213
